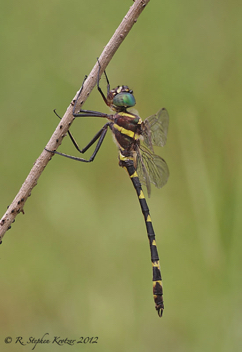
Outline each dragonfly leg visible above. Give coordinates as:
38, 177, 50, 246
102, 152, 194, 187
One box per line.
72, 75, 87, 116
71, 74, 110, 117
45, 123, 109, 163
48, 71, 111, 163
96, 58, 110, 106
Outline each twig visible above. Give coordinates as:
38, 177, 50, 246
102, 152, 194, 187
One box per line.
0, 0, 150, 242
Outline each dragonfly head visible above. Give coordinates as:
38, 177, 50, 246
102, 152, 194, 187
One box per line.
107, 86, 136, 111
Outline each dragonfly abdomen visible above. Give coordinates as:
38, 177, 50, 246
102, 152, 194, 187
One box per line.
120, 158, 164, 317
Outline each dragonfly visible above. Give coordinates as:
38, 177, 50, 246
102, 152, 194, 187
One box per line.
46, 63, 169, 317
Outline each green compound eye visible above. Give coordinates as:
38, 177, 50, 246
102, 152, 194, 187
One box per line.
113, 92, 136, 107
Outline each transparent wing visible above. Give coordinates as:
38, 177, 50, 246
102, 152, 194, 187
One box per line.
136, 147, 151, 198
136, 144, 169, 198
142, 108, 169, 151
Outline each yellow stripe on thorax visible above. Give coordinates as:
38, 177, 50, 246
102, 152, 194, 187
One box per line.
113, 123, 140, 140
118, 112, 142, 124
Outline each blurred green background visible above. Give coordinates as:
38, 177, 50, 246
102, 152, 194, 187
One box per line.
0, 0, 241, 351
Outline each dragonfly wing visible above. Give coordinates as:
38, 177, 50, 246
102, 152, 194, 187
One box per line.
136, 144, 169, 197
136, 148, 152, 197
142, 108, 169, 148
